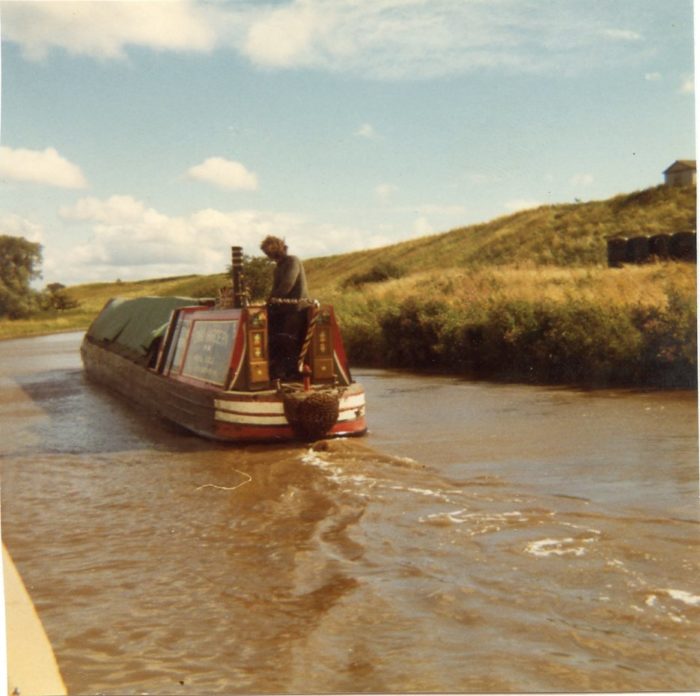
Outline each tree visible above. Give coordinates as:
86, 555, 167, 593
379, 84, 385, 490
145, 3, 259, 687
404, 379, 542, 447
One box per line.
43, 282, 80, 311
0, 235, 42, 318
227, 255, 275, 302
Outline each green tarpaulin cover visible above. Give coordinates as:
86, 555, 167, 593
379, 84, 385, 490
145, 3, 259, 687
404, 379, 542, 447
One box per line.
86, 296, 200, 356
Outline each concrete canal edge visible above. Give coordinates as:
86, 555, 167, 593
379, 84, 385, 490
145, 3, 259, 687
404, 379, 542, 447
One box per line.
3, 545, 66, 696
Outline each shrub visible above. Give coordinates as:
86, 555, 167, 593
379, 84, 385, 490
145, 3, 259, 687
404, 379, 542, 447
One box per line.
242, 255, 275, 301
533, 302, 643, 385
335, 297, 386, 365
342, 261, 406, 288
632, 290, 697, 387
42, 283, 81, 311
379, 297, 454, 370
337, 289, 696, 388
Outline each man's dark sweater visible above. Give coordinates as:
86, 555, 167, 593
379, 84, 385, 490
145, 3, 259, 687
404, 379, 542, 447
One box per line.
271, 255, 308, 301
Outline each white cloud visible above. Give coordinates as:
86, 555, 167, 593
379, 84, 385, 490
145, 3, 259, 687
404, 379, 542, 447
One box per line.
1, 1, 222, 61
570, 173, 594, 187
602, 28, 642, 42
47, 194, 389, 284
0, 213, 44, 244
60, 195, 149, 223
1, 0, 665, 80
187, 157, 259, 191
356, 123, 377, 139
504, 199, 542, 213
645, 72, 662, 81
243, 2, 330, 69
0, 146, 87, 188
375, 183, 398, 200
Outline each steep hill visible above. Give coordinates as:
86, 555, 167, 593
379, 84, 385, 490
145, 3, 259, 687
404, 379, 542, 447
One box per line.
304, 184, 696, 289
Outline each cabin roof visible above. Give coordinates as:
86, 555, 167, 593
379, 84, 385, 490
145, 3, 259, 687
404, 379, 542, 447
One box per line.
663, 159, 697, 174
87, 296, 200, 356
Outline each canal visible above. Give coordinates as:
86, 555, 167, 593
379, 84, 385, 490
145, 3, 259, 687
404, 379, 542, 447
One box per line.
1, 332, 698, 693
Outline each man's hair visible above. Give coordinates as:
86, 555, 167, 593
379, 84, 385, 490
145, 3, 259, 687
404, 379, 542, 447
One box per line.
260, 235, 287, 256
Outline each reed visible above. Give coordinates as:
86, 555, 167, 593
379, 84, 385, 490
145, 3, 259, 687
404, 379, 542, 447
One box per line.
330, 263, 696, 388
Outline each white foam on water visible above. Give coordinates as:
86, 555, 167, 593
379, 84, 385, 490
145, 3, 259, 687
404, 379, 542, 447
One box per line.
641, 590, 697, 625
419, 509, 527, 532
648, 589, 700, 607
524, 536, 597, 557
301, 449, 331, 468
387, 484, 453, 502
560, 521, 602, 535
664, 589, 700, 606
300, 449, 377, 490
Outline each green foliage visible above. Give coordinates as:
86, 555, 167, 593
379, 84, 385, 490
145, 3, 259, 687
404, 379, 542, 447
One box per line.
379, 298, 453, 368
342, 261, 406, 288
0, 235, 42, 318
243, 255, 275, 301
222, 255, 275, 301
340, 290, 697, 388
42, 283, 81, 311
632, 290, 698, 387
335, 298, 387, 366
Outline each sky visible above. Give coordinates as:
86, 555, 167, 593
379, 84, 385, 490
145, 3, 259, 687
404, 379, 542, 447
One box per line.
0, 0, 696, 286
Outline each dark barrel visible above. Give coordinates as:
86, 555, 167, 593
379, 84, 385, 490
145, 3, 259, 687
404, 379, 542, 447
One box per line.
625, 236, 650, 264
607, 237, 627, 267
649, 234, 672, 260
669, 231, 696, 262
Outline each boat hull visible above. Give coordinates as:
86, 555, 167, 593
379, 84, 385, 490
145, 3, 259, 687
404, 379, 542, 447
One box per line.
81, 339, 367, 442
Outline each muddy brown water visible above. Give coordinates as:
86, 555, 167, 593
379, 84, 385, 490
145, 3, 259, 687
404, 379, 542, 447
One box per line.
1, 332, 698, 694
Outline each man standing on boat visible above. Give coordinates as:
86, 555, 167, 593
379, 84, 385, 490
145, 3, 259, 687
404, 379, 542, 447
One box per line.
260, 235, 309, 379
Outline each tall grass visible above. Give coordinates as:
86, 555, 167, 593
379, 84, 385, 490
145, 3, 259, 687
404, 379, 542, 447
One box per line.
333, 263, 697, 388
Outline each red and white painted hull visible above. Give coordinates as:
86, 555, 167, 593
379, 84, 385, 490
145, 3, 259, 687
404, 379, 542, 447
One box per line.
81, 338, 367, 442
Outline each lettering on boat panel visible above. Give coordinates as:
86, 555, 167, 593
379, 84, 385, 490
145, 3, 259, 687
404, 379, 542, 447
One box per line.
181, 320, 238, 386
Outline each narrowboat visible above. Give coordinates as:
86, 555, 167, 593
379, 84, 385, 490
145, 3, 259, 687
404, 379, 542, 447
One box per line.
80, 247, 367, 442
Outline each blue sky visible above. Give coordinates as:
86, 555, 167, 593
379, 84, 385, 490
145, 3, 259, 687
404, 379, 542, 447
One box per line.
0, 0, 695, 285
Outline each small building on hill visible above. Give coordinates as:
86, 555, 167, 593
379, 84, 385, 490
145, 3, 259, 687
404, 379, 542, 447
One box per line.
663, 160, 696, 187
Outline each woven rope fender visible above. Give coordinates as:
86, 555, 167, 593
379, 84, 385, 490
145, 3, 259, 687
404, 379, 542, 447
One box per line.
282, 388, 340, 440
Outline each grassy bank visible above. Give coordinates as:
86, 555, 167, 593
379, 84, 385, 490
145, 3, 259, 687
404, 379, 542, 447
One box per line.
330, 263, 697, 388
1, 263, 695, 388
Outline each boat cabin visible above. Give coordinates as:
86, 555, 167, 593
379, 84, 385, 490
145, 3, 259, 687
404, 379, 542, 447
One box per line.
153, 302, 352, 392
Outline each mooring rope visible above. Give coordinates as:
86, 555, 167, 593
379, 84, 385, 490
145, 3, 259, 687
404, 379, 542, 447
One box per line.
268, 297, 316, 305
297, 300, 321, 372
195, 469, 252, 492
